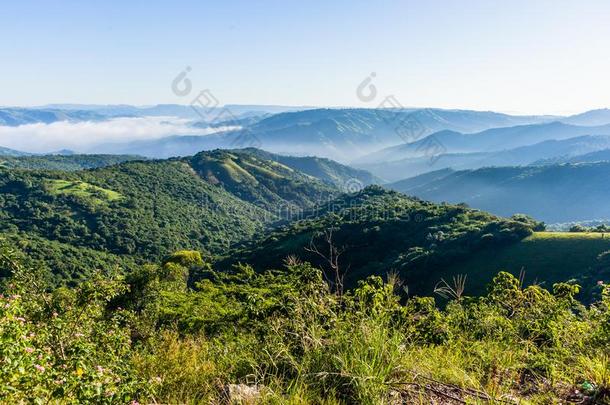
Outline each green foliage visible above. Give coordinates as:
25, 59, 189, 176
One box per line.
0, 245, 146, 403
570, 223, 610, 233
510, 213, 546, 231
0, 233, 139, 287
2, 150, 610, 403
2, 246, 610, 403
0, 159, 269, 280
45, 179, 122, 204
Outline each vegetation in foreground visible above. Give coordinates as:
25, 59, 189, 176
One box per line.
2, 244, 609, 404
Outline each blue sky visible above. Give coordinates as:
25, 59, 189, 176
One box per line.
2, 0, 610, 114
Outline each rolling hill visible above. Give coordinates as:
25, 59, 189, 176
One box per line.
561, 108, 610, 126
0, 146, 30, 157
0, 108, 106, 126
533, 148, 610, 165
0, 149, 373, 281
39, 103, 306, 119
91, 108, 552, 160
434, 231, 610, 302
0, 160, 268, 260
223, 186, 539, 295
187, 149, 338, 211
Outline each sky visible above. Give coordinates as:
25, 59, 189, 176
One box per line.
2, 0, 610, 115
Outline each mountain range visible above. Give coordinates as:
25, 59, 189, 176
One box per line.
388, 162, 610, 223
0, 146, 31, 156
0, 148, 376, 281
0, 108, 106, 126
0, 104, 308, 124
4, 106, 610, 167
0, 105, 551, 162
5, 106, 610, 226
358, 134, 610, 180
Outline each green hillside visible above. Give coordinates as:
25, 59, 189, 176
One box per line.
0, 232, 139, 286
435, 231, 610, 301
0, 161, 267, 261
0, 146, 30, 157
241, 147, 381, 188
0, 149, 348, 282
188, 149, 338, 211
225, 186, 538, 293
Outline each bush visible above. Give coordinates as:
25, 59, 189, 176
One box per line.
2, 245, 610, 403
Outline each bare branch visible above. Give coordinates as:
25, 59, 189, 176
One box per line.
304, 229, 349, 297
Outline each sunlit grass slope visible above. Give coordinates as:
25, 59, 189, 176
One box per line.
432, 232, 610, 300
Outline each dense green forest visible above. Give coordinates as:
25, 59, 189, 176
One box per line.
0, 150, 353, 283
0, 154, 143, 171
0, 160, 267, 264
225, 186, 540, 295
0, 150, 546, 293
1, 150, 607, 297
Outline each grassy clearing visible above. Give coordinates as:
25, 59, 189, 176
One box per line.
220, 159, 259, 184
433, 232, 610, 298
533, 231, 610, 240
45, 179, 122, 204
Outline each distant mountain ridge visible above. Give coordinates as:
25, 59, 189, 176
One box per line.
357, 135, 610, 181
4, 106, 610, 170
86, 108, 554, 161
0, 146, 30, 156
0, 104, 307, 126
0, 154, 144, 171
0, 108, 106, 126
560, 108, 610, 126
388, 162, 610, 222
357, 122, 610, 163
533, 148, 610, 166
36, 104, 307, 119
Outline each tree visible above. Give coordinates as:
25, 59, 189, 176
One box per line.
305, 229, 349, 297
569, 224, 588, 233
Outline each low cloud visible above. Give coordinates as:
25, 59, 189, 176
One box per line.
0, 117, 236, 154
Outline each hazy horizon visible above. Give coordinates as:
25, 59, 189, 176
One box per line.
1, 103, 608, 117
